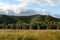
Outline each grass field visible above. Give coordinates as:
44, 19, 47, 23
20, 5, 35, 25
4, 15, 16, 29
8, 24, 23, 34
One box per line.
0, 29, 60, 40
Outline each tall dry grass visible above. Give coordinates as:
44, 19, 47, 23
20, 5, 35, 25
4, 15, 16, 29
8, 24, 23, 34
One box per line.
0, 29, 60, 40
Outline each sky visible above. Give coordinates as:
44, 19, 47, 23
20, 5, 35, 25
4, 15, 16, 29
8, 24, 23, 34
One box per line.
0, 0, 60, 18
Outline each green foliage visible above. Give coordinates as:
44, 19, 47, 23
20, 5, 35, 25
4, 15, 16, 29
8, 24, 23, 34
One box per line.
16, 21, 23, 29
30, 16, 41, 26
0, 14, 60, 29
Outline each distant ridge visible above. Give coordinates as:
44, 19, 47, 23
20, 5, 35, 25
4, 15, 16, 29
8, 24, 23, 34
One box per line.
0, 14, 60, 24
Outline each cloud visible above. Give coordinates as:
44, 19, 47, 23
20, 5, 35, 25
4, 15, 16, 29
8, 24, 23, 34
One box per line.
13, 8, 53, 16
0, 2, 9, 10
0, 0, 60, 18
0, 1, 28, 14
16, 0, 60, 6
0, 0, 60, 12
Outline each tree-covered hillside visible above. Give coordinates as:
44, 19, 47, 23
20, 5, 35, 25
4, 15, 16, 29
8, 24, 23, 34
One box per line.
0, 14, 60, 29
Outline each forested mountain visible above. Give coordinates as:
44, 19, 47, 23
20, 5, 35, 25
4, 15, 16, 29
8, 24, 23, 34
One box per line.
0, 14, 60, 29
0, 14, 59, 24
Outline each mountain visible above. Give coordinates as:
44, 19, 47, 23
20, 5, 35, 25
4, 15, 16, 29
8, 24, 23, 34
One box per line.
0, 14, 60, 24
0, 14, 60, 29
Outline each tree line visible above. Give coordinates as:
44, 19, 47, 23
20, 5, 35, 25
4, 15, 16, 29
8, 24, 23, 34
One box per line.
0, 21, 60, 29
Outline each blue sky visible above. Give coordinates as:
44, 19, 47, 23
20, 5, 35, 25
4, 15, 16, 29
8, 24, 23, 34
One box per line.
0, 0, 21, 5
0, 0, 60, 17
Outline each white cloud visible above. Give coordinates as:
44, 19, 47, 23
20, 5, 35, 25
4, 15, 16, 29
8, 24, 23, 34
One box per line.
16, 0, 60, 6
0, 2, 9, 10
0, 1, 29, 14
0, 0, 60, 12
0, 0, 60, 17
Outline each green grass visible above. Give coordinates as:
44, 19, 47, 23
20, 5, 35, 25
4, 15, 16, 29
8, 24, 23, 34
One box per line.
0, 29, 60, 40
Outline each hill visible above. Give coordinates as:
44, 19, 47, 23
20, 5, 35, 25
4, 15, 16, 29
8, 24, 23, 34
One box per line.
0, 14, 60, 24
0, 14, 60, 29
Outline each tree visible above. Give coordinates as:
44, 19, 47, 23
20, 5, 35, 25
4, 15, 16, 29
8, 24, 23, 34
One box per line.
6, 24, 11, 29
9, 23, 15, 29
57, 22, 60, 29
2, 23, 6, 29
30, 16, 42, 29
16, 21, 23, 29
45, 15, 53, 29
0, 24, 3, 29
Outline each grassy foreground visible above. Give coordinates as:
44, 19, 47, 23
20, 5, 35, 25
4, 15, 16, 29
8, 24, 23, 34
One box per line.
0, 30, 60, 40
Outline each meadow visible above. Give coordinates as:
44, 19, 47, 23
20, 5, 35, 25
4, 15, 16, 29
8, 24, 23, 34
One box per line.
0, 29, 60, 40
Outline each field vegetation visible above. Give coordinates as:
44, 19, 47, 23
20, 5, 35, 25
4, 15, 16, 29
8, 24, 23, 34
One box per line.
0, 30, 60, 40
